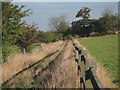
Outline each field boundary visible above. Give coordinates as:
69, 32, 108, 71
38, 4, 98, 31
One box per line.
72, 38, 103, 89
2, 41, 67, 86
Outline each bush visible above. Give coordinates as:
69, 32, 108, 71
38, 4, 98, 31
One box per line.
2, 42, 11, 62
43, 32, 63, 43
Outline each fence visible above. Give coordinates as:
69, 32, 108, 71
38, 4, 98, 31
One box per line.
72, 39, 103, 89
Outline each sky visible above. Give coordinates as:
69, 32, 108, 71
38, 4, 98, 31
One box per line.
13, 0, 119, 2
13, 2, 118, 31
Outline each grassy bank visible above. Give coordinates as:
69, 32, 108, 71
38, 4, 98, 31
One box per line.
79, 35, 119, 86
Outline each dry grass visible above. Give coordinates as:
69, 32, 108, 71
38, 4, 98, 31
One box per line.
1, 41, 64, 84
49, 41, 79, 88
33, 41, 80, 88
5, 42, 66, 88
96, 63, 117, 88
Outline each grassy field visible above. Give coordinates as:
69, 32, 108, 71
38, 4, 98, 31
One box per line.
79, 35, 119, 85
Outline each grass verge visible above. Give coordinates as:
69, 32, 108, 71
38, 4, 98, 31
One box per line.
79, 35, 119, 86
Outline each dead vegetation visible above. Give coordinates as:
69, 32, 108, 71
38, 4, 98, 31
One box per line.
33, 41, 80, 88
2, 41, 80, 88
1, 41, 64, 85
2, 39, 117, 88
96, 63, 117, 88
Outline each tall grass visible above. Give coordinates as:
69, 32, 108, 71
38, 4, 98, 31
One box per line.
1, 41, 64, 84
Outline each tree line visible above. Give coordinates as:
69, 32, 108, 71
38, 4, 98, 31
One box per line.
68, 7, 119, 37
2, 2, 119, 62
47, 7, 119, 38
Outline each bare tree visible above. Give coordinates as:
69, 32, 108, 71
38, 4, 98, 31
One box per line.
49, 14, 69, 34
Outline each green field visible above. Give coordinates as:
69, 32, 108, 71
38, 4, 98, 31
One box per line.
80, 35, 119, 85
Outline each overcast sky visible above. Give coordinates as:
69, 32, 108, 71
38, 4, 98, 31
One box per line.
13, 2, 118, 31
